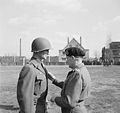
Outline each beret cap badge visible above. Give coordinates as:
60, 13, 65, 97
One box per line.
65, 50, 69, 56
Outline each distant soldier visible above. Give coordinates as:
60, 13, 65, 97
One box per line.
50, 47, 91, 113
17, 37, 55, 113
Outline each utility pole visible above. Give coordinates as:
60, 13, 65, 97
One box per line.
80, 36, 82, 45
67, 37, 69, 44
20, 38, 21, 56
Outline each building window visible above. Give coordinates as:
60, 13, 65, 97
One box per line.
113, 50, 119, 55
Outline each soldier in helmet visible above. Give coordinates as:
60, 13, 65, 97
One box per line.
17, 37, 55, 113
50, 47, 91, 113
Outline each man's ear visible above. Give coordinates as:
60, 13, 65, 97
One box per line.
71, 56, 75, 59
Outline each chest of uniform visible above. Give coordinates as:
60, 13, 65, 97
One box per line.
34, 67, 46, 79
65, 72, 75, 83
33, 67, 46, 96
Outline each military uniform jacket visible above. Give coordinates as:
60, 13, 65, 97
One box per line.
53, 63, 91, 113
17, 57, 47, 113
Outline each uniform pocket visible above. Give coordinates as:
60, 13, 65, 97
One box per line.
34, 79, 43, 96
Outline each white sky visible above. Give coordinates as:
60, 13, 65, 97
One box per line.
0, 0, 120, 58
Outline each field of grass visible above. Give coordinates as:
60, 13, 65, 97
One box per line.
0, 65, 120, 113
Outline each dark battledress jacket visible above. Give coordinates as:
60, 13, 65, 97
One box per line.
53, 63, 91, 113
17, 57, 47, 113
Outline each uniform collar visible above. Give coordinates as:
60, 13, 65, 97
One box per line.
73, 63, 85, 71
77, 63, 84, 68
30, 57, 43, 69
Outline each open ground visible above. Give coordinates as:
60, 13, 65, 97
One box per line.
0, 65, 120, 113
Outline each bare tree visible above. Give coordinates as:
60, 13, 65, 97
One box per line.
94, 50, 101, 59
105, 32, 112, 48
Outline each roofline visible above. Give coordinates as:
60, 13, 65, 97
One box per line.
62, 38, 85, 50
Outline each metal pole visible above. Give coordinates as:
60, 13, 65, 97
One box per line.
20, 38, 21, 56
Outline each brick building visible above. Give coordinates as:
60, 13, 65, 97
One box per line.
102, 42, 120, 65
109, 42, 120, 64
0, 56, 26, 65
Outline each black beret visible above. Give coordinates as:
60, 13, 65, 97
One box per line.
65, 47, 85, 57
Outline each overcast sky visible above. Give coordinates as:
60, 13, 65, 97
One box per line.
0, 0, 120, 58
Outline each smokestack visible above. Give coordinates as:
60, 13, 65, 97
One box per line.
80, 36, 82, 45
20, 38, 21, 56
67, 37, 69, 44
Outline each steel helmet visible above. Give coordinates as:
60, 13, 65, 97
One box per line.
31, 37, 52, 52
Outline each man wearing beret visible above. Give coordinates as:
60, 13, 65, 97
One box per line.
50, 47, 91, 113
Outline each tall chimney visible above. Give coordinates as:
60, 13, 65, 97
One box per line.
20, 38, 21, 56
80, 36, 82, 45
67, 37, 69, 44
